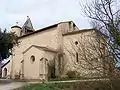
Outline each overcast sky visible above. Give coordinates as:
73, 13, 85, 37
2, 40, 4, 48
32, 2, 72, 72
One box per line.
0, 0, 91, 30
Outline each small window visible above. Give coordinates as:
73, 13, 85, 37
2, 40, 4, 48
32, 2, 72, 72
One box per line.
75, 41, 78, 45
73, 23, 76, 30
69, 22, 72, 29
30, 55, 35, 63
76, 52, 79, 62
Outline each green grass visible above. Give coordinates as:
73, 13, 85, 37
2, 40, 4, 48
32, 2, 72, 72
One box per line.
14, 80, 120, 90
14, 83, 67, 90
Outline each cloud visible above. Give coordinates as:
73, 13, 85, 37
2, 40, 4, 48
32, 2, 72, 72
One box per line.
0, 0, 91, 30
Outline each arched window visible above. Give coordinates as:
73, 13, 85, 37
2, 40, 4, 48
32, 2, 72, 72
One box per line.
4, 68, 7, 77
30, 55, 35, 63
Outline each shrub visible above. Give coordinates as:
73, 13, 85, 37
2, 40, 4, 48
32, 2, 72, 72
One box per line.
14, 72, 20, 79
66, 71, 76, 78
14, 74, 20, 79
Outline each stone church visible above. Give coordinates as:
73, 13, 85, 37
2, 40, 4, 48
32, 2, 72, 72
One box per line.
5, 17, 107, 81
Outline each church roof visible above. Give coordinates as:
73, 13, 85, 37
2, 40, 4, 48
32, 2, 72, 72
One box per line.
62, 28, 108, 38
19, 21, 73, 39
19, 22, 59, 39
63, 28, 94, 36
19, 20, 95, 38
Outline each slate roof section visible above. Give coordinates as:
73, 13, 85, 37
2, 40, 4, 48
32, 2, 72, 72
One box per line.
22, 16, 35, 31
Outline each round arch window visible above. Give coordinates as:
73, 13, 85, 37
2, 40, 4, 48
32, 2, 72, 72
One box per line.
4, 68, 7, 77
30, 55, 35, 63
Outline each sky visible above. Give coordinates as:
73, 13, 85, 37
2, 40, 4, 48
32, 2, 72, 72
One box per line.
0, 0, 91, 30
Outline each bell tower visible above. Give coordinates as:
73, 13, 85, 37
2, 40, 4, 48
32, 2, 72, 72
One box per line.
21, 16, 35, 35
11, 22, 22, 37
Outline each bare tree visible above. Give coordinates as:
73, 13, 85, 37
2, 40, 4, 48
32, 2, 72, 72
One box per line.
80, 0, 120, 63
64, 30, 120, 90
64, 30, 116, 78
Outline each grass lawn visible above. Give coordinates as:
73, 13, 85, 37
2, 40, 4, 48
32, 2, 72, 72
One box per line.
14, 83, 69, 90
14, 80, 120, 90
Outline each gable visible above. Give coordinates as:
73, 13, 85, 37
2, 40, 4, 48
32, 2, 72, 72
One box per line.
23, 45, 57, 54
1, 60, 10, 68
